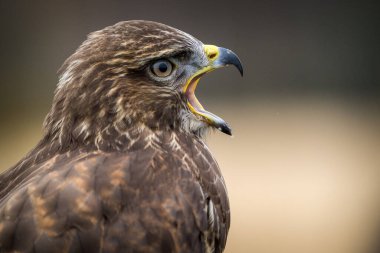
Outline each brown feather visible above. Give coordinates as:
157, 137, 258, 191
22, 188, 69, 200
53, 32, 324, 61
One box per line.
0, 20, 229, 253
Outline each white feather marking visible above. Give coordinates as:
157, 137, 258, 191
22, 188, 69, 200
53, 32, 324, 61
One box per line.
58, 59, 83, 88
168, 133, 181, 151
143, 131, 161, 150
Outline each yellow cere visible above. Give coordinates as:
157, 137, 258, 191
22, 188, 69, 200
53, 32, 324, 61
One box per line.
203, 45, 220, 62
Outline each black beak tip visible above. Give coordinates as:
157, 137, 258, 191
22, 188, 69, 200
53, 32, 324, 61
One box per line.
218, 123, 232, 136
234, 57, 244, 77
237, 64, 244, 77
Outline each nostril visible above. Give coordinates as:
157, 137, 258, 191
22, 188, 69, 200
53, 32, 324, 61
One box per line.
204, 45, 219, 61
208, 52, 217, 60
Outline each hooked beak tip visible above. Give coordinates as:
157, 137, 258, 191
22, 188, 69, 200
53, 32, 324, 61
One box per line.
217, 47, 244, 77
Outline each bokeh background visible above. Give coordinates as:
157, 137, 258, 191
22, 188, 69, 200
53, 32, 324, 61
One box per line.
0, 1, 379, 252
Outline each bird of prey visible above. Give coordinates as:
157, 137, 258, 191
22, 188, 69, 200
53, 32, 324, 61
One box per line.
0, 20, 243, 253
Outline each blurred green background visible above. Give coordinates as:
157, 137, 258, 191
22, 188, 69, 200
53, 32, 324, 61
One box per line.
0, 1, 379, 252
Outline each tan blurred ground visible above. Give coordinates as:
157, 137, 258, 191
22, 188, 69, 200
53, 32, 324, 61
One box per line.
1, 100, 379, 253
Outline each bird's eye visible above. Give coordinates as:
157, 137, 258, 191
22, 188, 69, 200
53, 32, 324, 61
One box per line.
151, 60, 173, 77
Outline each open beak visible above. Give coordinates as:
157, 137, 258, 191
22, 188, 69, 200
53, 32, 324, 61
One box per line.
183, 45, 243, 135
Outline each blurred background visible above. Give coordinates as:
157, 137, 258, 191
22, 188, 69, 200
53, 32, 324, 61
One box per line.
0, 0, 379, 252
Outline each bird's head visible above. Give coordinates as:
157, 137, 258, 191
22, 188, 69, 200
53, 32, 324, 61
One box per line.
45, 20, 243, 147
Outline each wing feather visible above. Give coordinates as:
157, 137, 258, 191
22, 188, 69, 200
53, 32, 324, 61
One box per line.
0, 136, 229, 253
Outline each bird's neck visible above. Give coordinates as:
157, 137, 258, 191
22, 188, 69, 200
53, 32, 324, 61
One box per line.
40, 102, 208, 154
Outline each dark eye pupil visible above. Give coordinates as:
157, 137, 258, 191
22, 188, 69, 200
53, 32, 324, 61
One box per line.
158, 63, 168, 72
151, 60, 172, 77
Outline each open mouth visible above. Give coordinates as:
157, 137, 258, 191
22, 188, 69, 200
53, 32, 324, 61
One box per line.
183, 45, 243, 136
184, 68, 233, 135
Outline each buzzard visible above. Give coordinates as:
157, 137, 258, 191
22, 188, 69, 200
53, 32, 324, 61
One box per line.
0, 20, 243, 253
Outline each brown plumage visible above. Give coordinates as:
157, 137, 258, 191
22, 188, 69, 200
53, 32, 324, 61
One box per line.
0, 20, 242, 253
